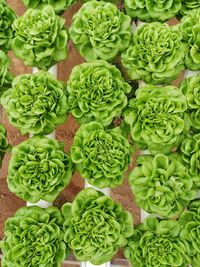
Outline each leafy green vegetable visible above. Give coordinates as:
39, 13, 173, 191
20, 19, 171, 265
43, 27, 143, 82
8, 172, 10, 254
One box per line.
179, 199, 200, 267
181, 133, 200, 187
0, 0, 16, 52
0, 50, 13, 96
181, 8, 200, 70
0, 123, 10, 168
124, 216, 191, 267
121, 22, 186, 84
12, 5, 68, 69
1, 71, 68, 135
124, 84, 187, 154
7, 136, 73, 203
71, 122, 132, 188
179, 0, 200, 16
180, 74, 200, 130
67, 60, 131, 126
69, 0, 131, 61
129, 153, 197, 218
124, 0, 181, 22
0, 206, 67, 267
62, 188, 134, 265
22, 0, 76, 14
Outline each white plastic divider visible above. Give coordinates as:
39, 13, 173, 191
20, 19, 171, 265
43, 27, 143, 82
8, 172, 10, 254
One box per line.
26, 65, 57, 207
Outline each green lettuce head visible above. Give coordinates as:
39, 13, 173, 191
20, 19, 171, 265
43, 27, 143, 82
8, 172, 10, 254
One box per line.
7, 136, 73, 203
0, 123, 10, 168
69, 0, 131, 61
181, 8, 200, 70
12, 5, 68, 70
179, 199, 200, 267
22, 0, 76, 14
124, 0, 181, 22
181, 133, 200, 187
121, 22, 186, 84
129, 153, 197, 218
62, 188, 134, 265
124, 216, 191, 267
67, 60, 131, 126
71, 122, 132, 188
0, 50, 13, 96
0, 206, 67, 267
124, 84, 187, 154
1, 71, 68, 135
179, 0, 200, 16
0, 0, 16, 52
180, 74, 200, 130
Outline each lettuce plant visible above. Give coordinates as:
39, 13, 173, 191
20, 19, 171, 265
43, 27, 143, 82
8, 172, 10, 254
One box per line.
179, 199, 200, 267
124, 0, 182, 22
22, 0, 76, 14
181, 133, 200, 187
124, 84, 187, 154
179, 0, 200, 16
124, 216, 191, 267
1, 71, 68, 135
121, 22, 186, 84
62, 188, 134, 265
180, 74, 200, 130
12, 5, 68, 70
71, 122, 131, 188
0, 0, 16, 52
181, 8, 200, 70
67, 60, 131, 126
129, 153, 197, 218
7, 136, 73, 203
0, 206, 67, 267
69, 0, 131, 61
0, 50, 13, 96
0, 123, 10, 168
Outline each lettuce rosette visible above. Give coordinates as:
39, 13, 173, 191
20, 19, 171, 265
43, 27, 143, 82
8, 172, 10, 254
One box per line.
124, 0, 181, 22
179, 199, 200, 267
179, 0, 200, 17
12, 5, 68, 69
180, 74, 200, 130
71, 122, 132, 188
129, 153, 197, 218
0, 206, 68, 267
0, 123, 10, 168
22, 0, 76, 14
69, 0, 131, 61
124, 84, 187, 154
0, 50, 13, 96
181, 8, 200, 70
124, 216, 191, 267
1, 71, 68, 135
62, 188, 134, 265
67, 60, 131, 126
181, 133, 200, 187
7, 136, 73, 203
121, 22, 186, 84
0, 0, 16, 52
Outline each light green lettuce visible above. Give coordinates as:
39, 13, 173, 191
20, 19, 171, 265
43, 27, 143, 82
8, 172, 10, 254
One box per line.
1, 71, 68, 135
124, 84, 187, 154
179, 0, 200, 16
71, 122, 132, 188
7, 136, 73, 203
121, 22, 186, 84
62, 188, 134, 265
129, 153, 197, 218
0, 123, 10, 168
0, 206, 68, 267
67, 60, 131, 126
0, 50, 13, 96
124, 216, 191, 267
12, 5, 68, 69
69, 0, 131, 61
